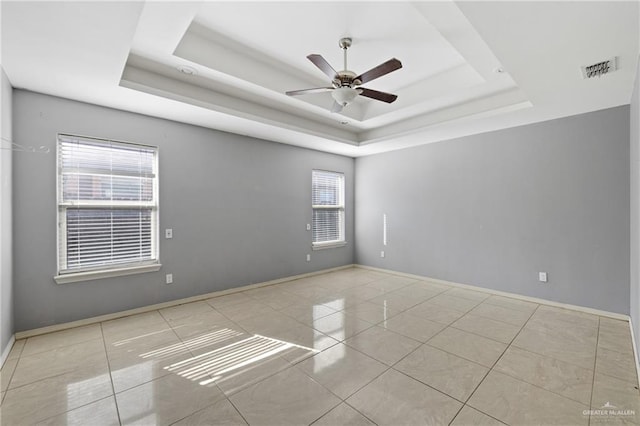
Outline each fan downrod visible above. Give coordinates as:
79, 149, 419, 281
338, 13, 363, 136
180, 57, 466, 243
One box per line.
334, 37, 360, 87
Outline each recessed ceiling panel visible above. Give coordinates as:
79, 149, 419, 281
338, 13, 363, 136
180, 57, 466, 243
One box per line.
162, 0, 527, 132
194, 1, 468, 93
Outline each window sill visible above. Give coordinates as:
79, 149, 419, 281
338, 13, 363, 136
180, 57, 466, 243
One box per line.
312, 241, 347, 251
54, 263, 162, 284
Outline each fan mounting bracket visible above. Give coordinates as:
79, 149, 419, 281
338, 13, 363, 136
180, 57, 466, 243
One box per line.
338, 37, 352, 50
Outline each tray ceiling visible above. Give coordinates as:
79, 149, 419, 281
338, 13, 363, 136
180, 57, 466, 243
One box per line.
2, 1, 638, 157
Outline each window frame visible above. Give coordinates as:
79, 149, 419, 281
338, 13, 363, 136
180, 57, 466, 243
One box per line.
54, 134, 161, 284
311, 169, 346, 250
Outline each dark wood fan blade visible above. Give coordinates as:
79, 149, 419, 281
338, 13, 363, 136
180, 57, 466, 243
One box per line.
355, 58, 402, 84
358, 88, 398, 103
330, 101, 343, 113
286, 87, 334, 96
307, 54, 338, 80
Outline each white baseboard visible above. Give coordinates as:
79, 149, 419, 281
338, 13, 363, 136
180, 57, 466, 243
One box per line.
15, 263, 633, 343
355, 264, 630, 321
15, 264, 355, 340
1, 335, 15, 369
629, 319, 640, 388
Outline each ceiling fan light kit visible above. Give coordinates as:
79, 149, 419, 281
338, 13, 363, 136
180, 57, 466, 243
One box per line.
332, 87, 361, 106
286, 37, 402, 113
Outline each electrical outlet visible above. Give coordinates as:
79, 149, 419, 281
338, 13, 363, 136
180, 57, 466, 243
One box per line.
306, 254, 311, 262
165, 228, 173, 239
166, 273, 173, 284
306, 224, 311, 231
539, 272, 548, 283
380, 251, 385, 258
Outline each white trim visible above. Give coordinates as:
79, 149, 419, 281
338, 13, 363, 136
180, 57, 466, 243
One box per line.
354, 264, 631, 320
58, 132, 157, 150
311, 205, 345, 210
312, 241, 347, 250
59, 200, 157, 208
629, 319, 640, 388
54, 263, 162, 284
17, 264, 355, 339
21, 263, 633, 342
56, 134, 160, 275
311, 169, 345, 246
1, 335, 15, 369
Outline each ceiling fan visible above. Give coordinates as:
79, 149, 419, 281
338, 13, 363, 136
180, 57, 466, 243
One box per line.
286, 38, 402, 113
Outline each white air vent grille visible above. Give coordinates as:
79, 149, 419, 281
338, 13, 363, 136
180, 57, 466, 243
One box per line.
581, 57, 617, 79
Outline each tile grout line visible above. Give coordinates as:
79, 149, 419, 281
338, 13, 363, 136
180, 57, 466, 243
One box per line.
354, 265, 629, 321
0, 339, 23, 403
107, 284, 350, 410
311, 285, 594, 424
465, 304, 534, 328
287, 309, 415, 425
506, 317, 602, 372
2, 333, 110, 394
485, 357, 594, 408
225, 393, 253, 426
1, 351, 21, 397
106, 310, 187, 395
99, 321, 123, 426
330, 270, 557, 423
453, 302, 541, 425
12, 339, 26, 359
447, 323, 519, 346
15, 265, 360, 341
381, 310, 509, 425
304, 399, 344, 426
4, 370, 73, 393
331, 358, 394, 423
415, 316, 507, 370
226, 320, 366, 424
466, 308, 602, 416
158, 307, 254, 426
470, 309, 600, 406
6, 270, 632, 425
342, 400, 381, 425
289, 331, 394, 404
598, 315, 635, 356
588, 317, 601, 426
361, 318, 475, 423
37, 396, 118, 425
305, 341, 392, 390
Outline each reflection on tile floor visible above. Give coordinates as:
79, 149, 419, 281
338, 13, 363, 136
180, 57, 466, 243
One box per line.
1, 268, 639, 425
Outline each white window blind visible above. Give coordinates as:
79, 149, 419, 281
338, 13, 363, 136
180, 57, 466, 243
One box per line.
57, 134, 159, 274
312, 170, 345, 246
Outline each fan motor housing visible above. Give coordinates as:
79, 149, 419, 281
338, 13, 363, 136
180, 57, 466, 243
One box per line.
334, 70, 360, 88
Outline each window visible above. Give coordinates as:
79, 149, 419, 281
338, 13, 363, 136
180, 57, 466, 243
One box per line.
312, 170, 345, 249
56, 134, 159, 283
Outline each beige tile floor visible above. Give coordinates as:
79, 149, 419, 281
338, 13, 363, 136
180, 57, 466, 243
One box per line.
1, 268, 639, 425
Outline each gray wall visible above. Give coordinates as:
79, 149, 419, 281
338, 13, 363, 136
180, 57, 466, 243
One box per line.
356, 106, 630, 314
12, 90, 355, 331
1, 68, 13, 356
630, 55, 640, 354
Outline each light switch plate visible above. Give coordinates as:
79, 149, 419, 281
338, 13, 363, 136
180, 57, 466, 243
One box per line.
165, 228, 173, 239
539, 272, 548, 282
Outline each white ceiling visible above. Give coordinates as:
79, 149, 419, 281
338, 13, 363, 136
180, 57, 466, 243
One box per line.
1, 1, 638, 157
